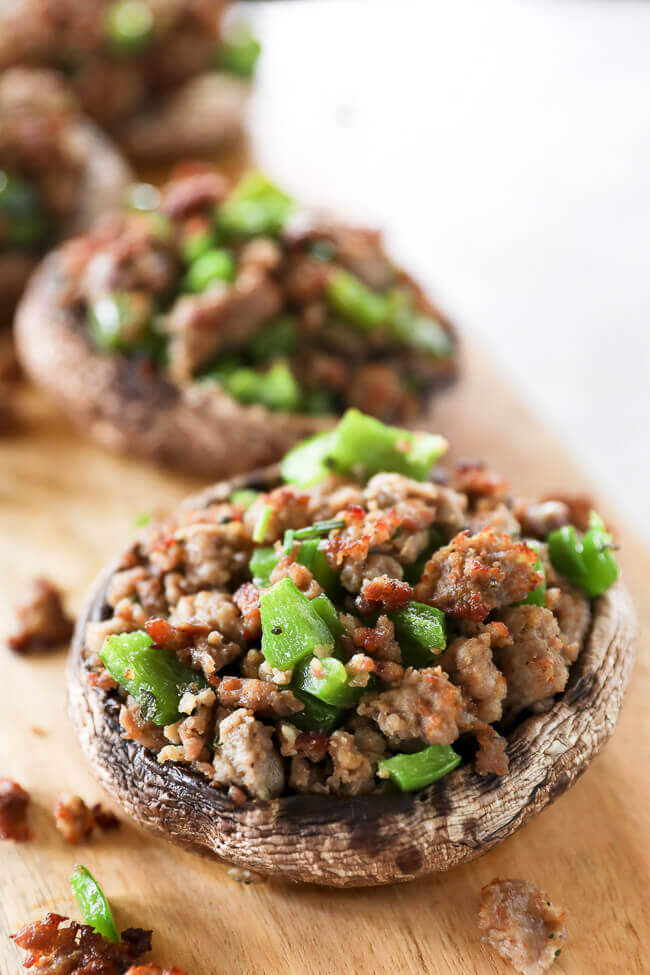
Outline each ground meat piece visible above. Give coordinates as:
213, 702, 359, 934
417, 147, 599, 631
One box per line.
495, 606, 570, 718
54, 795, 119, 844
474, 724, 509, 776
244, 486, 311, 543
0, 778, 30, 841
514, 499, 570, 539
326, 730, 376, 796
212, 709, 284, 800
415, 529, 541, 622
453, 460, 507, 501
478, 879, 568, 974
469, 500, 521, 537
352, 613, 402, 662
120, 698, 167, 752
8, 578, 74, 653
543, 494, 594, 532
349, 363, 416, 422
438, 622, 510, 724
358, 666, 464, 746
172, 518, 252, 590
269, 555, 322, 599
11, 913, 151, 975
214, 677, 302, 718
231, 583, 261, 641
355, 574, 413, 615
289, 755, 328, 794
364, 473, 466, 531
161, 169, 228, 220
554, 585, 591, 663
340, 552, 404, 596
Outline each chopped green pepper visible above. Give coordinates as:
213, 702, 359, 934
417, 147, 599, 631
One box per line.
249, 316, 298, 363
519, 542, 546, 606
216, 172, 293, 239
249, 545, 278, 587
280, 409, 447, 486
181, 226, 218, 265
105, 0, 154, 54
290, 688, 342, 732
310, 594, 345, 650
70, 865, 119, 944
230, 488, 259, 511
292, 655, 361, 708
99, 630, 203, 726
0, 171, 48, 250
216, 24, 261, 78
548, 511, 619, 598
182, 248, 235, 292
224, 360, 302, 412
387, 288, 454, 360
378, 745, 461, 791
252, 504, 272, 543
389, 602, 446, 667
260, 577, 334, 669
292, 538, 340, 593
325, 269, 390, 331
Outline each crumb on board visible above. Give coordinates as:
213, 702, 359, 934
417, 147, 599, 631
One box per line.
478, 878, 567, 974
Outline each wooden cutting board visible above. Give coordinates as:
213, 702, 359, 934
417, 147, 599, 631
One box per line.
0, 341, 647, 974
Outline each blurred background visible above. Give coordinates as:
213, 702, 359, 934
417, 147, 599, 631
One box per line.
245, 0, 650, 542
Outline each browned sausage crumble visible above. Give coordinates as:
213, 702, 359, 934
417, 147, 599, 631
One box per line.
0, 0, 230, 129
82, 460, 592, 800
478, 878, 568, 974
0, 778, 31, 841
8, 577, 74, 654
54, 794, 120, 844
11, 914, 152, 974
56, 166, 456, 423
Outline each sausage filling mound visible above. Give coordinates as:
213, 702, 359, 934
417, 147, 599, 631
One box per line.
0, 69, 85, 256
82, 459, 593, 801
57, 167, 456, 422
0, 0, 232, 128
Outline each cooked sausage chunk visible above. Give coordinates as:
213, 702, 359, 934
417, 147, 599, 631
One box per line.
8, 578, 74, 654
438, 622, 509, 724
494, 607, 570, 718
212, 709, 284, 800
10, 913, 152, 973
54, 794, 119, 844
478, 878, 567, 974
0, 778, 31, 841
358, 667, 464, 746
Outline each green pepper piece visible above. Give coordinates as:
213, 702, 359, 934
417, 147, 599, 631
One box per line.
292, 655, 361, 708
225, 360, 302, 412
105, 0, 154, 54
290, 688, 342, 732
181, 227, 217, 265
519, 542, 546, 607
580, 512, 619, 597
99, 630, 203, 726
260, 577, 334, 669
325, 269, 390, 331
249, 316, 298, 363
378, 744, 461, 792
216, 24, 261, 78
387, 288, 454, 359
389, 602, 446, 668
281, 409, 447, 486
310, 594, 345, 647
249, 546, 278, 587
70, 865, 119, 943
302, 388, 337, 415
403, 526, 445, 584
0, 171, 48, 250
183, 248, 236, 292
230, 488, 259, 511
216, 172, 293, 239
252, 504, 272, 544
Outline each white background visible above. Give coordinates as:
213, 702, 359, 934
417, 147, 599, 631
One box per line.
244, 0, 650, 541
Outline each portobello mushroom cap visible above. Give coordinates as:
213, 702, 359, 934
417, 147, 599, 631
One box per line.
0, 121, 132, 317
68, 469, 637, 887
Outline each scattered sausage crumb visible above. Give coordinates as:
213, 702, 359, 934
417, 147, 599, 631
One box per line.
7, 578, 74, 654
478, 878, 568, 974
54, 794, 120, 844
0, 778, 31, 842
11, 913, 152, 973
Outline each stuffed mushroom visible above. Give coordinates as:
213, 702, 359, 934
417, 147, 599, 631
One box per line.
0, 0, 256, 161
68, 410, 634, 886
16, 168, 458, 477
0, 67, 131, 316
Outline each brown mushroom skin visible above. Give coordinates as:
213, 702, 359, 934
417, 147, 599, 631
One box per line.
67, 471, 636, 887
1, 121, 131, 318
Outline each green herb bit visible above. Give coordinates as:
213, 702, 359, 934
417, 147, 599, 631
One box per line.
292, 519, 345, 541
260, 577, 334, 670
70, 865, 119, 943
548, 510, 619, 598
249, 316, 298, 363
105, 0, 154, 54
0, 171, 48, 250
252, 504, 273, 543
292, 655, 361, 708
325, 269, 390, 331
216, 23, 261, 78
377, 745, 461, 792
216, 172, 293, 239
133, 511, 151, 528
389, 602, 446, 668
280, 408, 448, 486
230, 488, 259, 511
99, 630, 203, 726
182, 248, 236, 292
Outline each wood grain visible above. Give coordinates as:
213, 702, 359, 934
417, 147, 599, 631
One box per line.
1, 344, 648, 972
